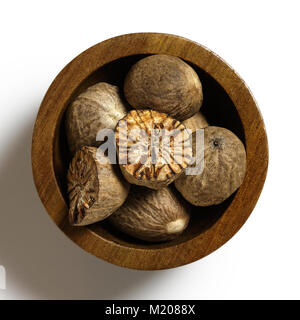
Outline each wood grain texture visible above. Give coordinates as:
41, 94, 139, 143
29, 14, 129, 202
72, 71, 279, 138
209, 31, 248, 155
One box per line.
31, 33, 268, 270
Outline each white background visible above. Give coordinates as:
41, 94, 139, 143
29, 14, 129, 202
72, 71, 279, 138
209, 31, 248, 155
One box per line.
0, 0, 299, 299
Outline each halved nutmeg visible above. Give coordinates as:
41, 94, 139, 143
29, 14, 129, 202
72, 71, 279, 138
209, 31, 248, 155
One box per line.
67, 146, 130, 226
115, 110, 192, 190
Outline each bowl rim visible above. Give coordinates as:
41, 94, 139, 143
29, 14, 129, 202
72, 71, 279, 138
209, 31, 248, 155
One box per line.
31, 32, 268, 270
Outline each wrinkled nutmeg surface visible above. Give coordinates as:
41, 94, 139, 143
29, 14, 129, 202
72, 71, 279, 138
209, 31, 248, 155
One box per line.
109, 186, 190, 242
182, 112, 209, 132
175, 126, 246, 206
124, 54, 203, 121
67, 146, 130, 226
65, 82, 128, 155
115, 109, 192, 190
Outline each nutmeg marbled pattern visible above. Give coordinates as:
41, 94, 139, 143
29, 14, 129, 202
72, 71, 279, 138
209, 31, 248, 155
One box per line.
109, 187, 190, 242
124, 54, 203, 121
115, 109, 192, 190
67, 146, 130, 226
65, 82, 128, 155
182, 111, 209, 133
175, 126, 246, 206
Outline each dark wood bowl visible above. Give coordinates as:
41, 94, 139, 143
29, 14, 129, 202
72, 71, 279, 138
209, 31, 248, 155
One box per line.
31, 33, 268, 270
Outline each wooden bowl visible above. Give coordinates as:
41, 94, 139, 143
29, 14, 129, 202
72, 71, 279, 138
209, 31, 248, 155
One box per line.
32, 33, 268, 270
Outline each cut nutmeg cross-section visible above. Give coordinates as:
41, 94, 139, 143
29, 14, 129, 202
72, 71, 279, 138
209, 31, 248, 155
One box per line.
115, 109, 192, 190
67, 146, 130, 226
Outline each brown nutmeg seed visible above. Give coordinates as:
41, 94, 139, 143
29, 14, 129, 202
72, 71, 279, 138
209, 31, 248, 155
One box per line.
175, 126, 246, 206
65, 82, 128, 155
182, 112, 209, 132
109, 186, 190, 242
124, 54, 203, 120
67, 146, 130, 226
115, 109, 192, 190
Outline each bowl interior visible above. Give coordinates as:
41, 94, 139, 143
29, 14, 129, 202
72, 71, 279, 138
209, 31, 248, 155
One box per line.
54, 54, 245, 249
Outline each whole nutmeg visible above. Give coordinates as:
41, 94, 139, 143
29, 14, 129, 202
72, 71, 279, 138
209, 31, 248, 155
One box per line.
115, 109, 192, 190
175, 126, 246, 206
182, 112, 209, 132
67, 146, 130, 226
124, 54, 203, 121
65, 82, 128, 155
109, 186, 190, 242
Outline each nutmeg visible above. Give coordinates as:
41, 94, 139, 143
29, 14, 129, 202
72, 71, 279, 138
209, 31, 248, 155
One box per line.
115, 109, 192, 190
182, 112, 208, 132
67, 146, 130, 226
124, 54, 203, 120
109, 186, 190, 242
65, 82, 128, 154
175, 126, 246, 206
